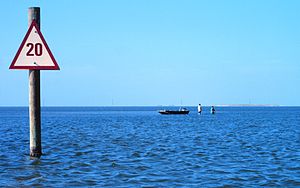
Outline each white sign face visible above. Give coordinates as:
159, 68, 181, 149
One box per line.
10, 20, 59, 70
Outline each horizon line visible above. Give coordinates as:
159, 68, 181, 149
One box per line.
0, 104, 299, 108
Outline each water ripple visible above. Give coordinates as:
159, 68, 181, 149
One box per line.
0, 107, 299, 187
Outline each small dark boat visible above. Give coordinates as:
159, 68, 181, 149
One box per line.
159, 108, 189, 115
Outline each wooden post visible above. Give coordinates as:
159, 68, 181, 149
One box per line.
28, 7, 42, 158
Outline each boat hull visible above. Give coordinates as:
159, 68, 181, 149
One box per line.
159, 110, 189, 115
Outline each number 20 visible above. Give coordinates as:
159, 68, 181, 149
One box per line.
26, 43, 43, 56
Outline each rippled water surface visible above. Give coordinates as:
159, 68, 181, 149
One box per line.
0, 107, 299, 187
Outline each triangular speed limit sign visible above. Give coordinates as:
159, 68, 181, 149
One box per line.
10, 20, 59, 70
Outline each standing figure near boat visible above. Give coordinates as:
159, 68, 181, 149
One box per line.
198, 104, 202, 114
211, 106, 216, 114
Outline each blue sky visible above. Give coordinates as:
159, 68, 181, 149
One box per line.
0, 0, 299, 106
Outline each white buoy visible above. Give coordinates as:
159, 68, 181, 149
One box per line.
198, 104, 202, 114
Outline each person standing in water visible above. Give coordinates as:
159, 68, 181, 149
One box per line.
211, 106, 216, 114
198, 104, 202, 114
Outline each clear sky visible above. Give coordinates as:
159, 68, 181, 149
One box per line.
0, 0, 299, 106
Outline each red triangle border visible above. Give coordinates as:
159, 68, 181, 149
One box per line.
9, 20, 60, 70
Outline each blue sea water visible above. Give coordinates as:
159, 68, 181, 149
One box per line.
0, 106, 299, 187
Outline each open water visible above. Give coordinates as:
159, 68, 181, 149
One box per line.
0, 107, 299, 187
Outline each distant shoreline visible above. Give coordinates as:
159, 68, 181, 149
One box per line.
1, 105, 299, 108
215, 104, 280, 107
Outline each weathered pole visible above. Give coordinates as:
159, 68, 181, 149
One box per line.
28, 7, 42, 158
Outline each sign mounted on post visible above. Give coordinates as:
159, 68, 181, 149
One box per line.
10, 20, 59, 70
